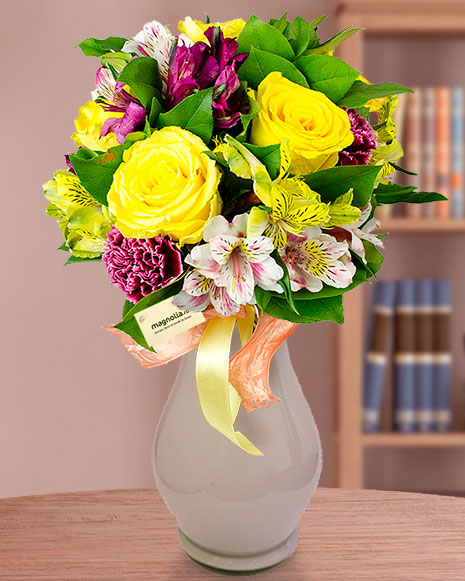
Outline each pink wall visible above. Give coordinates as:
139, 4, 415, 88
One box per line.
0, 0, 337, 498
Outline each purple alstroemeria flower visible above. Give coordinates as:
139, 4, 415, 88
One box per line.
338, 108, 377, 166
101, 101, 147, 144
166, 26, 249, 129
95, 67, 147, 144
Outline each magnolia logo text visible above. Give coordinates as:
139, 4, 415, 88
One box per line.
151, 310, 190, 330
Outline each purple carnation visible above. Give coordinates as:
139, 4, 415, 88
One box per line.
103, 227, 183, 303
166, 27, 249, 129
338, 108, 377, 166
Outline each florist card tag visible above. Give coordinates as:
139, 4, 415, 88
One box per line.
136, 299, 205, 348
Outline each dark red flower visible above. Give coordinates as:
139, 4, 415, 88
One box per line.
103, 227, 183, 303
338, 108, 377, 166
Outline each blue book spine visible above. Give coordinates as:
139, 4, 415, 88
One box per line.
433, 280, 452, 431
363, 281, 396, 432
414, 280, 434, 432
394, 280, 416, 432
451, 87, 463, 219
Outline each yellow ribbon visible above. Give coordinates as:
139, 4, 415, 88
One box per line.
196, 306, 262, 456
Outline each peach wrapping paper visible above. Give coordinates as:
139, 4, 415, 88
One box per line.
108, 308, 298, 413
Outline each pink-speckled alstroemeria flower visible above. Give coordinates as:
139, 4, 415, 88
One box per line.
173, 214, 284, 316
279, 226, 356, 293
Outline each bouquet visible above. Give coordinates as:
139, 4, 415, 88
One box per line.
43, 14, 444, 455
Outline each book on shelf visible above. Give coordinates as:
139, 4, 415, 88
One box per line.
362, 281, 396, 432
435, 86, 451, 219
421, 87, 436, 219
404, 88, 422, 219
391, 85, 464, 221
451, 87, 464, 219
363, 279, 453, 433
432, 280, 452, 431
414, 280, 434, 431
394, 280, 416, 432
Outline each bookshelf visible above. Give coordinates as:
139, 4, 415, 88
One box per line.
333, 0, 465, 488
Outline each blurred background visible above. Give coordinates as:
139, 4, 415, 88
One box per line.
1, 0, 465, 499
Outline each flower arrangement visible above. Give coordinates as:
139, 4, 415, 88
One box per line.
43, 14, 444, 455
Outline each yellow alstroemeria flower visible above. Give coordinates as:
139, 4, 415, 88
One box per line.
325, 189, 362, 228
368, 93, 403, 182
217, 136, 330, 248
178, 17, 245, 44
72, 100, 123, 152
43, 170, 112, 258
250, 72, 354, 175
370, 140, 404, 182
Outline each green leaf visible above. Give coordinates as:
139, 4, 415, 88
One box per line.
122, 300, 134, 318
272, 250, 299, 315
149, 95, 163, 127
78, 37, 128, 57
262, 294, 344, 324
157, 88, 214, 143
390, 162, 417, 176
255, 286, 272, 311
270, 13, 288, 34
58, 242, 68, 251
306, 27, 361, 55
238, 47, 309, 90
309, 15, 328, 28
304, 165, 381, 207
70, 134, 147, 206
65, 254, 101, 265
237, 15, 294, 59
294, 54, 359, 102
373, 183, 447, 205
237, 93, 261, 141
114, 276, 185, 350
118, 57, 162, 109
285, 17, 311, 58
364, 241, 384, 275
338, 80, 413, 108
244, 143, 281, 180
70, 153, 116, 206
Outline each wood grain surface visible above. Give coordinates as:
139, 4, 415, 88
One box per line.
1, 487, 464, 580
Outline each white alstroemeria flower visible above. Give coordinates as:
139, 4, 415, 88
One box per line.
279, 226, 356, 293
173, 214, 284, 317
122, 20, 191, 84
336, 203, 384, 264
91, 66, 116, 101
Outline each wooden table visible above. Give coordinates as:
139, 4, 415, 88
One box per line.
1, 488, 464, 580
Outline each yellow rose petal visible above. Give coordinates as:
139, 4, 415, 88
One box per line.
107, 127, 222, 244
251, 72, 354, 175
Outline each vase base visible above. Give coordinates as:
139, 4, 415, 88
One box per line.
178, 527, 298, 574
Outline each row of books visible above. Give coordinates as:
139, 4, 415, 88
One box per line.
363, 280, 452, 433
378, 86, 463, 220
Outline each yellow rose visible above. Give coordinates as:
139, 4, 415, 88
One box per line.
251, 72, 354, 175
107, 127, 222, 244
72, 100, 122, 151
178, 17, 245, 44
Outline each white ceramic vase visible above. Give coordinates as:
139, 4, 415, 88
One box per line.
153, 338, 322, 573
